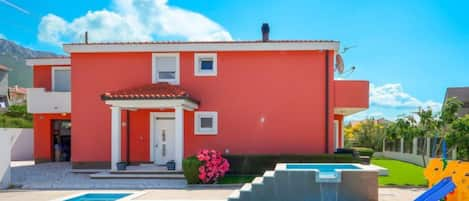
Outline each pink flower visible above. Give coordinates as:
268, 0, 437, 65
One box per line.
197, 149, 230, 184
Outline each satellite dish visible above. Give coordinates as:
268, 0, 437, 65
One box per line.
335, 54, 345, 74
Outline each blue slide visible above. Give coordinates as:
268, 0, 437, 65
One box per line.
414, 177, 456, 201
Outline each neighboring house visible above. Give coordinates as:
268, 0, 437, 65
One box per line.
25, 24, 369, 170
8, 85, 27, 105
0, 65, 9, 110
444, 87, 469, 117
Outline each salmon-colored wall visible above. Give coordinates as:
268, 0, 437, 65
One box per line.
33, 113, 71, 162
71, 50, 335, 163
33, 65, 52, 90
334, 80, 369, 108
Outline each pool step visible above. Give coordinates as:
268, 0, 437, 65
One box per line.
89, 172, 185, 179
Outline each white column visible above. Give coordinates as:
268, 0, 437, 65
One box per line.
174, 106, 184, 171
412, 138, 418, 155
111, 106, 121, 170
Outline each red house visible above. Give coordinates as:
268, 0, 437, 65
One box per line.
26, 25, 369, 170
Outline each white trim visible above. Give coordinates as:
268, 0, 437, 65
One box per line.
105, 99, 198, 110
151, 53, 180, 85
334, 107, 367, 116
194, 53, 217, 76
25, 58, 70, 66
51, 66, 71, 92
174, 106, 184, 171
63, 41, 340, 53
194, 111, 218, 135
150, 112, 175, 164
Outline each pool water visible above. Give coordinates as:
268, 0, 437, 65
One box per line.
65, 193, 131, 201
286, 164, 360, 179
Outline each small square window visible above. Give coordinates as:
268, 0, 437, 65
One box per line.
200, 59, 213, 70
195, 111, 218, 135
195, 53, 217, 76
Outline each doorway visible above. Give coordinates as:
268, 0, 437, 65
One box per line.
52, 120, 71, 162
151, 113, 176, 165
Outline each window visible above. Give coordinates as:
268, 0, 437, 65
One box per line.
52, 67, 71, 92
194, 53, 217, 76
195, 111, 218, 135
152, 53, 180, 84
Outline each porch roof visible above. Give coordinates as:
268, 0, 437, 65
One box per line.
101, 83, 199, 104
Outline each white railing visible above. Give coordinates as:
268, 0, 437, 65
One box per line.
26, 88, 70, 113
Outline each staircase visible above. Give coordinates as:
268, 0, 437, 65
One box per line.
227, 163, 378, 201
89, 164, 185, 180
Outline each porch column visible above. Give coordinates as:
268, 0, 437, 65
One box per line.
111, 106, 121, 170
174, 106, 184, 171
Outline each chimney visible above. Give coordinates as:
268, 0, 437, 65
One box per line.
84, 31, 88, 44
261, 23, 270, 42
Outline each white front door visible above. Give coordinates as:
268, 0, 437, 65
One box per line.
153, 114, 176, 165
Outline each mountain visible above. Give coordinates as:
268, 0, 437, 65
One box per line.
0, 39, 60, 87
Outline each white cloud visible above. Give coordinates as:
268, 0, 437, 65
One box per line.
38, 0, 232, 46
370, 83, 442, 111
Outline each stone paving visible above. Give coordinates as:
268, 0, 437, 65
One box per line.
10, 162, 186, 189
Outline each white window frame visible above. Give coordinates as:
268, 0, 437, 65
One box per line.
152, 53, 180, 84
194, 111, 218, 135
194, 53, 217, 76
51, 66, 71, 92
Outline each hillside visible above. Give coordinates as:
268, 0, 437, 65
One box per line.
0, 39, 60, 87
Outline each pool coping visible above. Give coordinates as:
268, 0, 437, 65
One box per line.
274, 163, 379, 183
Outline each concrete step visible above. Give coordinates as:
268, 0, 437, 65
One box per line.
109, 170, 183, 174
90, 172, 185, 179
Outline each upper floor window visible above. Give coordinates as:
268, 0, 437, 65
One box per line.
52, 67, 71, 92
194, 53, 217, 76
152, 53, 180, 84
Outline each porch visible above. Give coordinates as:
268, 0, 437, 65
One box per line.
102, 83, 199, 171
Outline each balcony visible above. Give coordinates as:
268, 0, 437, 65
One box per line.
334, 80, 369, 115
26, 88, 70, 113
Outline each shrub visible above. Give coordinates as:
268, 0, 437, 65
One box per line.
224, 154, 360, 175
182, 156, 202, 184
353, 147, 375, 158
197, 149, 230, 184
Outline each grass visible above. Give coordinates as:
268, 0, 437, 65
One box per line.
372, 158, 427, 187
219, 175, 255, 184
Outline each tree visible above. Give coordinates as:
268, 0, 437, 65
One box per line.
446, 114, 469, 160
434, 97, 464, 155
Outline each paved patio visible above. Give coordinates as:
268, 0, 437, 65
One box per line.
10, 161, 186, 189
0, 188, 426, 201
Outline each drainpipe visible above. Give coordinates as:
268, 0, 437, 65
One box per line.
126, 110, 130, 164
325, 50, 330, 154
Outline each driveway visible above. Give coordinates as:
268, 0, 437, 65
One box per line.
10, 161, 186, 189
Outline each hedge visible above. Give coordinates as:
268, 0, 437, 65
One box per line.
182, 156, 202, 184
224, 154, 360, 175
352, 147, 375, 158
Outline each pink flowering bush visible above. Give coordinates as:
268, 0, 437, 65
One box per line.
197, 149, 230, 184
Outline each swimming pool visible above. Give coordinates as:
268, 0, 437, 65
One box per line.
286, 164, 361, 179
64, 193, 131, 201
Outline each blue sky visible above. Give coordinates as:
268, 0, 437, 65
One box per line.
1, 0, 468, 121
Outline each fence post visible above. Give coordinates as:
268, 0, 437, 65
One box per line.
382, 138, 386, 152
426, 138, 431, 157
400, 138, 404, 153
412, 138, 418, 155
451, 147, 457, 160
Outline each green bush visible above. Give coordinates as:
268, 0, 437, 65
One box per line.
182, 156, 202, 184
353, 147, 375, 158
0, 115, 32, 128
224, 154, 360, 175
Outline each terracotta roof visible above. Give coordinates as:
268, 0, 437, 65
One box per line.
101, 83, 199, 103
0, 64, 9, 71
66, 40, 338, 46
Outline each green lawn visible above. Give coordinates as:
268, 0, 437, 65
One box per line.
219, 175, 255, 184
372, 158, 427, 187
